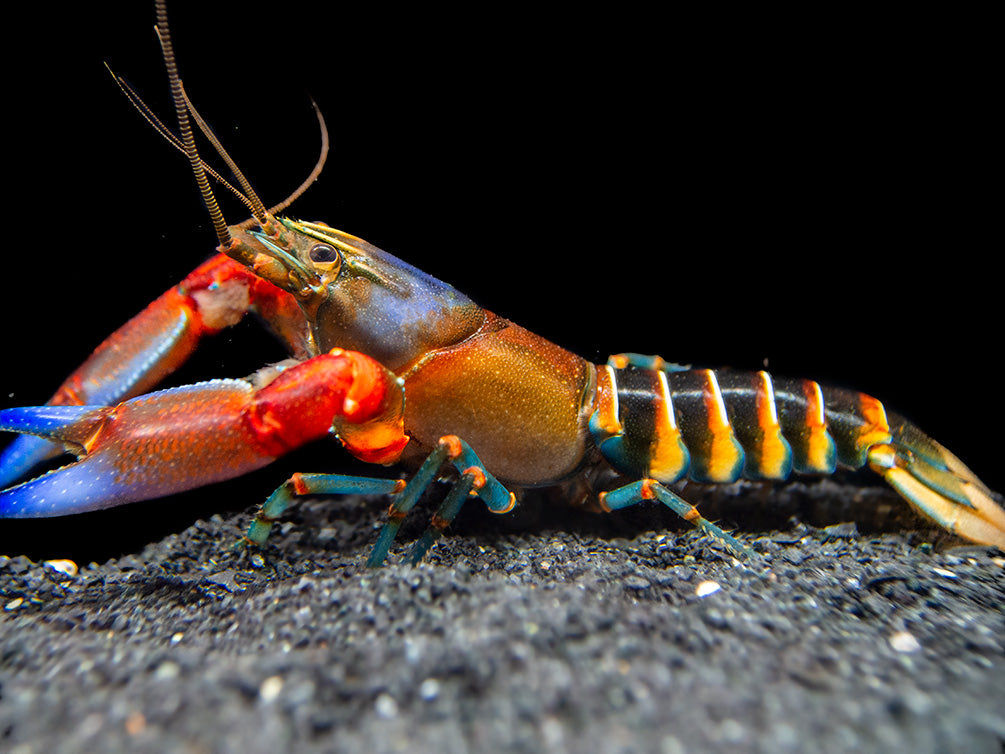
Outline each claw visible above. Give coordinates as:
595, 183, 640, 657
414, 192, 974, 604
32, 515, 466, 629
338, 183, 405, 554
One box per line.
0, 406, 123, 500
0, 382, 272, 517
0, 350, 407, 519
0, 254, 307, 488
869, 424, 1005, 549
0, 405, 111, 443
0, 436, 65, 489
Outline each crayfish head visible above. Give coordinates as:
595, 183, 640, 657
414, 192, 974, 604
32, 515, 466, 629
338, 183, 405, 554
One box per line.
224, 216, 485, 372
265, 219, 486, 372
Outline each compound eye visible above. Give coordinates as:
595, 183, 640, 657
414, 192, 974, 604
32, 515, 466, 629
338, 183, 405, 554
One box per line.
308, 243, 340, 271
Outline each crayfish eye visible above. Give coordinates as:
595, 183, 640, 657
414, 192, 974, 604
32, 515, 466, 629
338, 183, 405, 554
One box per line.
308, 243, 340, 271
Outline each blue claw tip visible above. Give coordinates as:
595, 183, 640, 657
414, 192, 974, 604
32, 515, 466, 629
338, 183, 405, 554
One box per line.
0, 405, 103, 439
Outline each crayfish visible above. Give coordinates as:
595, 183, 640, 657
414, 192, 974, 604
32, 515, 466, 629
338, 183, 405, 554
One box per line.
2, 1, 1003, 562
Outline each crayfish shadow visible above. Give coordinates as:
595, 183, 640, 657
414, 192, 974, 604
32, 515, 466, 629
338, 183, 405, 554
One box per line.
0, 450, 332, 565
441, 471, 950, 548
279, 470, 952, 557
0, 474, 268, 566
0, 468, 951, 566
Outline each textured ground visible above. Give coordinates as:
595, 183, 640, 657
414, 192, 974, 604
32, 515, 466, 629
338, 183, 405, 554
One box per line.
1, 479, 1003, 754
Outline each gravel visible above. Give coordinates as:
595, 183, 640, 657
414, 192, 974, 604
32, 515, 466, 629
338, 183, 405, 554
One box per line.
1, 478, 1003, 754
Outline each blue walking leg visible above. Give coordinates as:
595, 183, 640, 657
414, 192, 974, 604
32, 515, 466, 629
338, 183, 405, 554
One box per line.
600, 478, 754, 557
246, 473, 404, 546
245, 437, 515, 565
406, 469, 478, 565
366, 436, 515, 567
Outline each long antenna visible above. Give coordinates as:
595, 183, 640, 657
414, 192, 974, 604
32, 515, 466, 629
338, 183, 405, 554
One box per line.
154, 0, 231, 247
108, 68, 328, 225
262, 100, 329, 218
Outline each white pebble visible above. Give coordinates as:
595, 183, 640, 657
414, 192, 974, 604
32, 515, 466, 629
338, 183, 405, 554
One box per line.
375, 692, 398, 718
695, 580, 721, 597
889, 631, 921, 653
259, 675, 283, 702
44, 559, 78, 577
419, 678, 440, 701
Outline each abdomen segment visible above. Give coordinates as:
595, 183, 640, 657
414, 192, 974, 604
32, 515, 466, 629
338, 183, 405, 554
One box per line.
591, 363, 891, 485
590, 359, 1005, 547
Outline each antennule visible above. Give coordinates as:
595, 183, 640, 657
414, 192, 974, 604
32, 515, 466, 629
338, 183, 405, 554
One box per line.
180, 84, 270, 224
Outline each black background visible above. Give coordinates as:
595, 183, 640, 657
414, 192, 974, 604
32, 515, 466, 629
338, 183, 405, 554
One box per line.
2, 3, 999, 558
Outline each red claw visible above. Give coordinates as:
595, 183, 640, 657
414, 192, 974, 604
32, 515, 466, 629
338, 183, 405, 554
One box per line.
0, 350, 407, 517
1, 254, 308, 488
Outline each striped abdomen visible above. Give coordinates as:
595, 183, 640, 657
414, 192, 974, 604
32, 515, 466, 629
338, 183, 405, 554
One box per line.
589, 364, 895, 485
